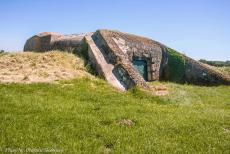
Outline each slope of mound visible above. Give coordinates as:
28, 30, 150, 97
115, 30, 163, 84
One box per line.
0, 51, 91, 83
210, 66, 230, 77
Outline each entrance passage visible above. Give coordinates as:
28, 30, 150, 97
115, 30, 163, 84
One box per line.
132, 58, 148, 81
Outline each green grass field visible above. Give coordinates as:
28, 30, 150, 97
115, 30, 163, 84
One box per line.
0, 77, 230, 153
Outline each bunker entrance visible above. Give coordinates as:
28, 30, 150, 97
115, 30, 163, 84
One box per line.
132, 57, 148, 81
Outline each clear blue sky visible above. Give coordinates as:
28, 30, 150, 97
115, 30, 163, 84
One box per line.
0, 0, 229, 60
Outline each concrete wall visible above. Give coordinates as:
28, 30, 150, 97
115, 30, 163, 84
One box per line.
24, 32, 86, 52
95, 30, 230, 85
92, 30, 149, 89
94, 30, 165, 82
24, 36, 42, 51
111, 34, 163, 81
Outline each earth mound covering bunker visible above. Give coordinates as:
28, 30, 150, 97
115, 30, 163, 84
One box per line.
24, 29, 230, 90
0, 51, 90, 83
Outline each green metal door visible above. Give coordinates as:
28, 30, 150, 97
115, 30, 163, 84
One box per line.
132, 59, 148, 81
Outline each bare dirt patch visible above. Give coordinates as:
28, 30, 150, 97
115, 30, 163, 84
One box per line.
146, 84, 169, 96
0, 51, 91, 83
117, 119, 135, 127
153, 85, 168, 96
224, 128, 230, 134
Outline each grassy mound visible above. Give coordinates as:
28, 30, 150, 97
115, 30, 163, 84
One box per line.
0, 78, 229, 153
0, 51, 91, 83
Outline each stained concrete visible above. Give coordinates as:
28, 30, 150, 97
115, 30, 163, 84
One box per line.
85, 34, 126, 90
24, 29, 230, 90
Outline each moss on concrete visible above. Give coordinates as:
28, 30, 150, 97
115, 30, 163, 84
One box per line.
164, 48, 186, 82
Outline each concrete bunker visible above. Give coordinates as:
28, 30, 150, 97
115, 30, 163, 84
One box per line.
24, 29, 230, 90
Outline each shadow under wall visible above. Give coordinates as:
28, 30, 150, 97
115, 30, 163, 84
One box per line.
112, 65, 136, 90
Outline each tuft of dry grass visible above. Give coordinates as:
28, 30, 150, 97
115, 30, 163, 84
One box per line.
201, 63, 230, 77
0, 51, 92, 83
215, 66, 230, 77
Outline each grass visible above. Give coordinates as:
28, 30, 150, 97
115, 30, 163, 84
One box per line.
0, 51, 89, 83
0, 77, 230, 153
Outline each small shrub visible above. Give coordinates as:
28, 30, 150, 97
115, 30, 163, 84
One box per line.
85, 63, 98, 76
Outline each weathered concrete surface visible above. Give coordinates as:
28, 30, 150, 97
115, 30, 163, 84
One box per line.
95, 29, 230, 85
92, 30, 149, 89
24, 32, 87, 52
85, 34, 127, 90
94, 30, 164, 81
24, 32, 61, 51
24, 29, 230, 90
